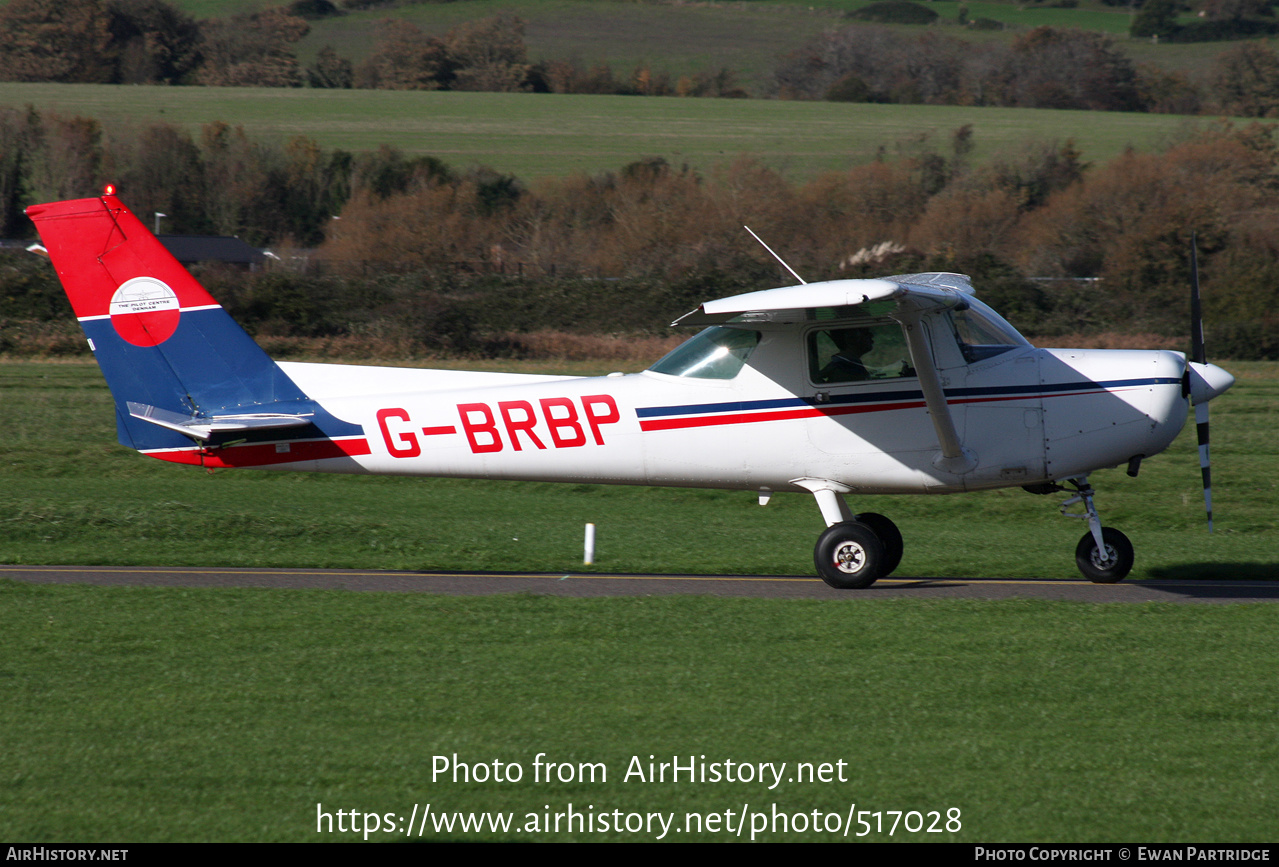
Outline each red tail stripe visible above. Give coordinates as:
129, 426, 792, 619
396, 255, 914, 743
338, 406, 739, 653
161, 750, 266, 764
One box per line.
144, 438, 371, 469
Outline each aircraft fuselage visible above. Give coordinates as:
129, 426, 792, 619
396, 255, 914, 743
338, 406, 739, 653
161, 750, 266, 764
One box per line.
146, 338, 1190, 498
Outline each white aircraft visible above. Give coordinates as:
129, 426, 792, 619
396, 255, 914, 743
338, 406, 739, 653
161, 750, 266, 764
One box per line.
27, 190, 1235, 588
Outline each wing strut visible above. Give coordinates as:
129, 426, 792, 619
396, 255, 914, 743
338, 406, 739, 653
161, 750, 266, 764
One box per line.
898, 311, 977, 475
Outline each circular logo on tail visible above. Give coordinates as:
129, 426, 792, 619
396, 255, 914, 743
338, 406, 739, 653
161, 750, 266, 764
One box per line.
109, 277, 180, 347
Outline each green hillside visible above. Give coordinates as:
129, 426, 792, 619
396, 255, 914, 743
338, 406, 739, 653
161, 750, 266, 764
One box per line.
155, 0, 1246, 92
0, 81, 1209, 182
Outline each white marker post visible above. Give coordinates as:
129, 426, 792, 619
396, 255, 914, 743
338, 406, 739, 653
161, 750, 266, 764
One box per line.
584, 523, 596, 565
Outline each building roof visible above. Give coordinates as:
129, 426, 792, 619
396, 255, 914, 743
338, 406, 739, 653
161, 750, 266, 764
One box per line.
157, 235, 265, 266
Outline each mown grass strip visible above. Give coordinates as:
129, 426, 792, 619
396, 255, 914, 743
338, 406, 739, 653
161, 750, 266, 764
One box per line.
3, 584, 1279, 842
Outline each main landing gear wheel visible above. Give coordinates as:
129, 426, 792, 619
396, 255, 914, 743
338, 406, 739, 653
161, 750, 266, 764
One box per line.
1075, 527, 1134, 583
854, 512, 903, 577
814, 521, 886, 590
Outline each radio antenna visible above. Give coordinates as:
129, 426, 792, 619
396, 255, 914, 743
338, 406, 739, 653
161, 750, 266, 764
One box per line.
744, 225, 806, 285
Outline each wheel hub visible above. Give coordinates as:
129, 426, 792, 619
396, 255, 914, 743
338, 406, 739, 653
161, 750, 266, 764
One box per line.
833, 541, 868, 574
1090, 543, 1117, 569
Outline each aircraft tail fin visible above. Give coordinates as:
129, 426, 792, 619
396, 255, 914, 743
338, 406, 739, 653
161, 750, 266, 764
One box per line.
27, 192, 314, 456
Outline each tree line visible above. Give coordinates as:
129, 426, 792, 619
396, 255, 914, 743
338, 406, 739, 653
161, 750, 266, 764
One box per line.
0, 0, 531, 90
7, 0, 1279, 115
776, 21, 1279, 116
1, 108, 1276, 360
0, 0, 742, 96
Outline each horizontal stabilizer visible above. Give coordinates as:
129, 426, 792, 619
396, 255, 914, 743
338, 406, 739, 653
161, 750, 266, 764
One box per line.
127, 401, 314, 442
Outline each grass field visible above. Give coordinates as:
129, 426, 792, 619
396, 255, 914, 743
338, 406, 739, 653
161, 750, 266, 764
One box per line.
180, 0, 1191, 78
0, 82, 1213, 181
1, 355, 1276, 842
5, 586, 1279, 842
284, 0, 1232, 89
300, 0, 842, 90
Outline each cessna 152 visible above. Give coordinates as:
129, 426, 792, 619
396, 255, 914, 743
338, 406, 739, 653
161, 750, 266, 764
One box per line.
27, 191, 1235, 588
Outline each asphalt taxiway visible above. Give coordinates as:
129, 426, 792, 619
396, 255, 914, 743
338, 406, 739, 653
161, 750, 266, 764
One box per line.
2, 565, 1277, 603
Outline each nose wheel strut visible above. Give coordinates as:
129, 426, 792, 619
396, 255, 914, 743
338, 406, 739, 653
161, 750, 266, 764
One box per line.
1059, 476, 1134, 583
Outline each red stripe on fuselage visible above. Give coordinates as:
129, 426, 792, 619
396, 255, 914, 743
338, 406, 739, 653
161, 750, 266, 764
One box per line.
637, 386, 1143, 433
144, 437, 371, 468
638, 400, 924, 432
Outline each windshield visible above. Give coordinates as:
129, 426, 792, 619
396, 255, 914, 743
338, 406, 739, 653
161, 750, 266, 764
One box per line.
649, 326, 761, 379
947, 300, 1031, 363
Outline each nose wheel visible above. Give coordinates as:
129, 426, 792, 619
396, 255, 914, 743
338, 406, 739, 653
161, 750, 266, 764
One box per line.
1059, 476, 1135, 583
1075, 527, 1134, 583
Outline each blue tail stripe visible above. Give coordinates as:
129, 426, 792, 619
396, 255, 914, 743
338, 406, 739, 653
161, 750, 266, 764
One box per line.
82, 310, 362, 453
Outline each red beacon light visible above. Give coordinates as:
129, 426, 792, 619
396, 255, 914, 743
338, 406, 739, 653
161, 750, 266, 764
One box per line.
103, 184, 116, 196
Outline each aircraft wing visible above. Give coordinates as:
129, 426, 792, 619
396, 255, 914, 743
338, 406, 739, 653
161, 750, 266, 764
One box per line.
673, 273, 974, 326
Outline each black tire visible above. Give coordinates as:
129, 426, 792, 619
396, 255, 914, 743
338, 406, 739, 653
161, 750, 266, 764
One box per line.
854, 512, 903, 577
1075, 527, 1134, 583
814, 521, 886, 589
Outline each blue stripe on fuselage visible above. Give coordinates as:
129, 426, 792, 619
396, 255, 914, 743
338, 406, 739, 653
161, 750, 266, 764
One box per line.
636, 377, 1181, 419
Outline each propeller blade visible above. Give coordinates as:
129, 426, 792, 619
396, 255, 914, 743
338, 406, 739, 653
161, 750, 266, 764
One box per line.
1195, 400, 1213, 532
1189, 234, 1212, 532
1190, 234, 1206, 366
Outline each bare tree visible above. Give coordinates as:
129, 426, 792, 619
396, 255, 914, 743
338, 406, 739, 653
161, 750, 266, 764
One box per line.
445, 13, 531, 93
355, 20, 452, 90
307, 45, 353, 89
106, 0, 199, 84
1212, 42, 1279, 117
196, 8, 309, 87
992, 28, 1144, 112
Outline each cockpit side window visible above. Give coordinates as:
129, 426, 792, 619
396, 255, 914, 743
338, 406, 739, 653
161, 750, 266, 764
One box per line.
648, 326, 762, 380
808, 322, 915, 384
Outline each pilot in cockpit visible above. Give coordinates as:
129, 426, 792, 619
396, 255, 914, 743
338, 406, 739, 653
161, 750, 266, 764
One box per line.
819, 328, 875, 383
